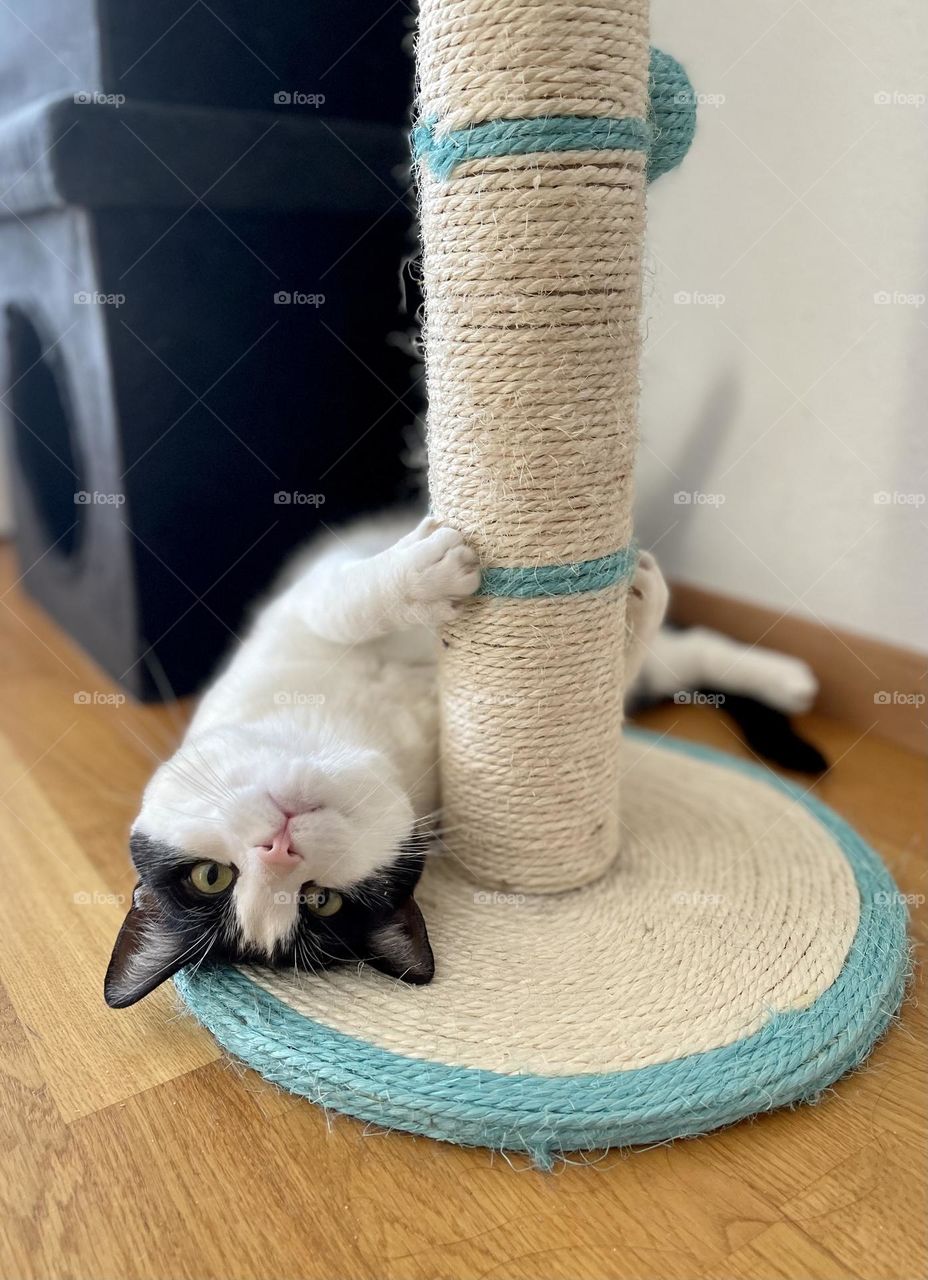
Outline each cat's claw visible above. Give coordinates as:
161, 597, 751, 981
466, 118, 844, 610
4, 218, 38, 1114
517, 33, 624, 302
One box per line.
395, 514, 444, 547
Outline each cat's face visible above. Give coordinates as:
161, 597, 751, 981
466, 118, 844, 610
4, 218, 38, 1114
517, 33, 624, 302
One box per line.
104, 723, 434, 1007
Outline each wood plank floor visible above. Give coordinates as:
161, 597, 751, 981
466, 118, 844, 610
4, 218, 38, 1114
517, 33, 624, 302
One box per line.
0, 545, 925, 1280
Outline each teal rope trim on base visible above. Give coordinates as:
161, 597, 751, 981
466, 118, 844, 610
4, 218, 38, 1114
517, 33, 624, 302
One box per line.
477, 543, 638, 598
175, 734, 908, 1168
412, 114, 650, 180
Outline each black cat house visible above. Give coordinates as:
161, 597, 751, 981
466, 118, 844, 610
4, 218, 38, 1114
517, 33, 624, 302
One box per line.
0, 0, 416, 699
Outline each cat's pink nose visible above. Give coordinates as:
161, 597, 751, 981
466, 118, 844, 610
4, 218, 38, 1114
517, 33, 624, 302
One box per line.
256, 828, 302, 868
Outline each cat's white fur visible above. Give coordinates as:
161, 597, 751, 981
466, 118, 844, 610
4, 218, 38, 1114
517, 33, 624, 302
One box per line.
134, 511, 814, 959
134, 514, 475, 955
637, 627, 818, 713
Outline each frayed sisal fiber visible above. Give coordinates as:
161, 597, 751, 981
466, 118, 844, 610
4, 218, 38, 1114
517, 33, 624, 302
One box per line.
176, 735, 909, 1161
419, 0, 650, 892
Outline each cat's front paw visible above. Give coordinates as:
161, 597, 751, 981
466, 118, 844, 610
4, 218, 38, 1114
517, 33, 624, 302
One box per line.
391, 518, 481, 627
627, 550, 669, 646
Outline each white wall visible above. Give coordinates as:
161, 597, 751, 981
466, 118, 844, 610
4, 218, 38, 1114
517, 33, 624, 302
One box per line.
639, 0, 928, 651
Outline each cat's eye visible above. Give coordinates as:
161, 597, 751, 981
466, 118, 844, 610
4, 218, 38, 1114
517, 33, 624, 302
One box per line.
305, 887, 343, 917
188, 861, 235, 895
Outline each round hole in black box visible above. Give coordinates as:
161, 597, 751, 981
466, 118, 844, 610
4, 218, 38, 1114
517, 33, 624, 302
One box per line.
5, 306, 85, 559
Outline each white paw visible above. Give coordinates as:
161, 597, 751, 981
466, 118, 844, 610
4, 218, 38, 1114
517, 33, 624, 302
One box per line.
754, 653, 819, 715
721, 645, 818, 714
394, 514, 444, 548
627, 550, 669, 646
391, 518, 481, 626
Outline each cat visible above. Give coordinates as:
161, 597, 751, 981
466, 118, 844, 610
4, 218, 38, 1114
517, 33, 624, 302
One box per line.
105, 513, 479, 1006
106, 513, 660, 1006
628, 622, 824, 772
105, 510, 817, 1007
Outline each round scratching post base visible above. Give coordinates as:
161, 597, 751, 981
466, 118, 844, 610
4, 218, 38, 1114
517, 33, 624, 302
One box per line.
175, 4, 905, 1168
176, 737, 908, 1166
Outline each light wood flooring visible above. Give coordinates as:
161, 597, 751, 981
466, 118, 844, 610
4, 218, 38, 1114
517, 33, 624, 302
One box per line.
0, 547, 924, 1280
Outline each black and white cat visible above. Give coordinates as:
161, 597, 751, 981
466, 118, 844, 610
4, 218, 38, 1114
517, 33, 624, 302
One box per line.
106, 514, 492, 1008
105, 511, 817, 1007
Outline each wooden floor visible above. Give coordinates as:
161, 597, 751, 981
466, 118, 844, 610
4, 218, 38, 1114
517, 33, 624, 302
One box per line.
0, 546, 925, 1280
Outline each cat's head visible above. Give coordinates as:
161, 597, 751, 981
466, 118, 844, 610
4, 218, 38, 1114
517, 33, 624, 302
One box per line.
104, 722, 434, 1008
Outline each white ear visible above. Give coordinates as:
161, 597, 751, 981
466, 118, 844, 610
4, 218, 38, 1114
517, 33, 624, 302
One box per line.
367, 897, 434, 984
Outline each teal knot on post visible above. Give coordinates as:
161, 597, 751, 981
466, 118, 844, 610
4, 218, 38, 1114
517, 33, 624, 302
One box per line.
647, 47, 697, 181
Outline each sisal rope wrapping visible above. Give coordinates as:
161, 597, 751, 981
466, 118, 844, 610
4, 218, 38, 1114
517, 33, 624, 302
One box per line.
418, 0, 650, 891
207, 736, 870, 1077
178, 735, 907, 1161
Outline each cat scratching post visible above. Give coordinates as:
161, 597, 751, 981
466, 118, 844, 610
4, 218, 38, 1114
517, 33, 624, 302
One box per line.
418, 0, 646, 893
176, 0, 907, 1166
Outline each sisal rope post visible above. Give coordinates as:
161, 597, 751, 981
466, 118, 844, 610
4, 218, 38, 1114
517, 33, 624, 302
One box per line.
176, 27, 905, 1161
417, 0, 651, 892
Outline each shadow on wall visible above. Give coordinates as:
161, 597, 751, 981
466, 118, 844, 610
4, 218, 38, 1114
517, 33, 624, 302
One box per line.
634, 367, 742, 554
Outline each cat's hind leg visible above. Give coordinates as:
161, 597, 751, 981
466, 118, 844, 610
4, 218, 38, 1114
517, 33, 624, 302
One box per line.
636, 626, 818, 713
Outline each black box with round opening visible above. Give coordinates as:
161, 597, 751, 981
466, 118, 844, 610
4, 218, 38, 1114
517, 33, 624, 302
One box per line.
0, 3, 416, 702
6, 306, 86, 563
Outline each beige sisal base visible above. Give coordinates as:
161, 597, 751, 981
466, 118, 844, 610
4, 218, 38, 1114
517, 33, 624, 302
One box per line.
247, 736, 859, 1075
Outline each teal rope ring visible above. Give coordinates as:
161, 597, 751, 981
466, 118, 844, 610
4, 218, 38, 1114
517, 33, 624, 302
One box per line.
414, 46, 696, 183
413, 115, 651, 181
477, 544, 638, 598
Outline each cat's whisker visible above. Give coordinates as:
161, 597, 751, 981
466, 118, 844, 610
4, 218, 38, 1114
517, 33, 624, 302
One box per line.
404, 830, 442, 845
165, 758, 229, 811
185, 929, 221, 979
340, 779, 390, 818
173, 757, 230, 807
188, 742, 238, 804
411, 808, 443, 827
154, 805, 225, 825
313, 939, 358, 969
295, 936, 324, 979
166, 923, 221, 976
346, 884, 388, 913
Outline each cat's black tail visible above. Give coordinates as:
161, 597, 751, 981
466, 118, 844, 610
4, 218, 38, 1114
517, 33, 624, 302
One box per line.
700, 689, 828, 774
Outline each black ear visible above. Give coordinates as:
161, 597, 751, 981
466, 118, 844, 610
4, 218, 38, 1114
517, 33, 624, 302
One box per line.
367, 896, 434, 984
104, 884, 194, 1008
